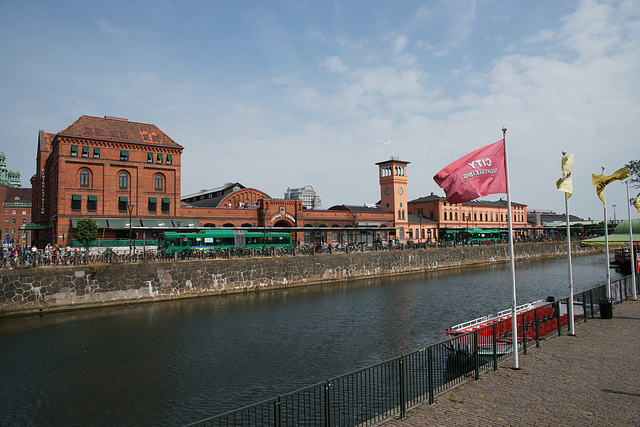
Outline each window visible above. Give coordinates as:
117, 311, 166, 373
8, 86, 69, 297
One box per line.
87, 195, 97, 211
155, 175, 163, 191
96, 129, 102, 136
4, 210, 8, 215
80, 170, 90, 187
85, 128, 92, 134
120, 150, 129, 161
4, 219, 7, 224
121, 132, 127, 138
143, 134, 150, 141
22, 219, 26, 224
93, 147, 100, 158
157, 153, 163, 164
70, 145, 78, 157
82, 146, 89, 158
147, 153, 153, 163
119, 172, 128, 189
112, 131, 118, 137
148, 197, 157, 212
118, 196, 128, 212
12, 210, 16, 215
161, 198, 170, 213
152, 135, 159, 142
71, 194, 82, 211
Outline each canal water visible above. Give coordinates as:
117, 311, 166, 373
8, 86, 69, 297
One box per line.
0, 253, 624, 426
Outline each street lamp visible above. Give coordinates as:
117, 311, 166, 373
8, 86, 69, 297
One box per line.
127, 204, 134, 256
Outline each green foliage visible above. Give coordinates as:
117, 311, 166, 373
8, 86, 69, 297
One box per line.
626, 160, 640, 188
75, 218, 98, 247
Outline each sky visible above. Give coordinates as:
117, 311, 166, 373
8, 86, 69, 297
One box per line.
1, 0, 638, 222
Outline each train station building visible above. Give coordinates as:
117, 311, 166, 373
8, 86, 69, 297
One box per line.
28, 115, 529, 248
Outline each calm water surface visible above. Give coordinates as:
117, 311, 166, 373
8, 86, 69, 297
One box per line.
0, 253, 624, 426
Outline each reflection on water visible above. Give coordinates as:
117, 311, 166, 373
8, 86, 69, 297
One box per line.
0, 253, 624, 425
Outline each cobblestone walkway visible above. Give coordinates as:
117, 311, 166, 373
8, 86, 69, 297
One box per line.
379, 299, 640, 426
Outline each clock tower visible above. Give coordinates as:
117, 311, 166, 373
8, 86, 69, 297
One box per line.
376, 158, 410, 241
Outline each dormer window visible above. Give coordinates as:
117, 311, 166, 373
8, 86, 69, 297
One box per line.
143, 134, 150, 141
112, 131, 118, 137
85, 128, 92, 134
152, 135, 159, 142
96, 129, 102, 136
121, 132, 127, 138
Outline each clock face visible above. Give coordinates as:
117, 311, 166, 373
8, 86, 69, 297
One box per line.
398, 187, 403, 194
385, 188, 390, 195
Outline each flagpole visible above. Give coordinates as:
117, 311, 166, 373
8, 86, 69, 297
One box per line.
626, 180, 637, 300
563, 152, 575, 335
503, 126, 519, 369
602, 167, 611, 300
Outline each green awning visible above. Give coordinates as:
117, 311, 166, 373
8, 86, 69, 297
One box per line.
173, 219, 200, 227
141, 219, 172, 228
148, 153, 153, 161
72, 194, 82, 201
148, 197, 157, 203
94, 147, 100, 154
157, 153, 163, 160
20, 223, 52, 230
119, 196, 128, 202
107, 219, 127, 228
82, 146, 89, 154
70, 218, 109, 228
88, 195, 98, 201
162, 198, 170, 204
167, 154, 172, 161
121, 150, 129, 156
71, 145, 78, 152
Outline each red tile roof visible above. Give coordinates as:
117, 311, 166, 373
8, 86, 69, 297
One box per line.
57, 115, 183, 150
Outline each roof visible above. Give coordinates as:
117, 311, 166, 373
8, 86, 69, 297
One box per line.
410, 193, 526, 207
56, 115, 183, 150
2, 186, 32, 205
580, 219, 640, 247
181, 182, 246, 201
327, 204, 382, 213
408, 214, 437, 224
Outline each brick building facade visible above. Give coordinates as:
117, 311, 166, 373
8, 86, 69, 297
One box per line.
29, 115, 529, 248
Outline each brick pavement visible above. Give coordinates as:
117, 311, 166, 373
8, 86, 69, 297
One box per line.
379, 299, 640, 426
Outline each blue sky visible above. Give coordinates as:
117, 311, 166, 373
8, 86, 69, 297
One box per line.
1, 0, 638, 221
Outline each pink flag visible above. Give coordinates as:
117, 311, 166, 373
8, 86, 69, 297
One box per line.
433, 139, 507, 203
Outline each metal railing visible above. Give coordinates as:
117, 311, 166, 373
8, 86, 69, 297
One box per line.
185, 275, 638, 427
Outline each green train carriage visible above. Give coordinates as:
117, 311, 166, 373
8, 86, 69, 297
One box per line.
160, 229, 292, 254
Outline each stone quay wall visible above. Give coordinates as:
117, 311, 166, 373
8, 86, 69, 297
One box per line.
0, 242, 601, 316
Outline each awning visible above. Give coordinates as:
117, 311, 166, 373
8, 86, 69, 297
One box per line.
88, 195, 98, 201
107, 219, 127, 228
141, 219, 172, 228
172, 219, 200, 227
148, 197, 157, 203
70, 218, 109, 228
72, 194, 82, 201
119, 196, 128, 202
20, 223, 52, 230
162, 198, 171, 204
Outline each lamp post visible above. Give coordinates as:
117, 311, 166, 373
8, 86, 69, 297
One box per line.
127, 204, 134, 256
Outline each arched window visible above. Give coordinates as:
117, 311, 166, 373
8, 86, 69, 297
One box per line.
119, 172, 128, 189
155, 174, 164, 191
80, 170, 90, 187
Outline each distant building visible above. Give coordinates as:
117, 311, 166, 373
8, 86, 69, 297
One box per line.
0, 151, 31, 244
284, 185, 322, 209
0, 151, 22, 188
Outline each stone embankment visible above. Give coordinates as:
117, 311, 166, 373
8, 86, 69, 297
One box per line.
0, 242, 601, 316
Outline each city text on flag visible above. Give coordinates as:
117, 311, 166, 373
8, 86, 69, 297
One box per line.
433, 139, 507, 204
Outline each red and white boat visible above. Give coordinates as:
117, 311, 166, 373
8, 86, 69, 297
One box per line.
444, 299, 582, 355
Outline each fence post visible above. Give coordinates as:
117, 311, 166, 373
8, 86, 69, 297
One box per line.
534, 308, 540, 348
492, 324, 498, 370
427, 346, 434, 405
399, 356, 406, 419
274, 396, 282, 427
555, 301, 561, 336
473, 331, 479, 381
521, 313, 527, 355
324, 381, 331, 427
589, 289, 595, 319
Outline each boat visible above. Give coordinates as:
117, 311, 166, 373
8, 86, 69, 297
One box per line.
444, 298, 583, 356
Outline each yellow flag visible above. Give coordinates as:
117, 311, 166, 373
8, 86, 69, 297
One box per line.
635, 194, 640, 214
592, 167, 631, 204
556, 153, 574, 198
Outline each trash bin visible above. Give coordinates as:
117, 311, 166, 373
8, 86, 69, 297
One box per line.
598, 299, 613, 319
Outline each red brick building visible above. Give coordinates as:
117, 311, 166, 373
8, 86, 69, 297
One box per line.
30, 115, 529, 248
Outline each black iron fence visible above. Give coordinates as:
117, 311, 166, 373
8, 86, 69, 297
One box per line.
184, 275, 638, 427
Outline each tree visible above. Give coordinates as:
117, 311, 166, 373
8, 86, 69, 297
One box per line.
75, 218, 98, 249
626, 160, 640, 188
